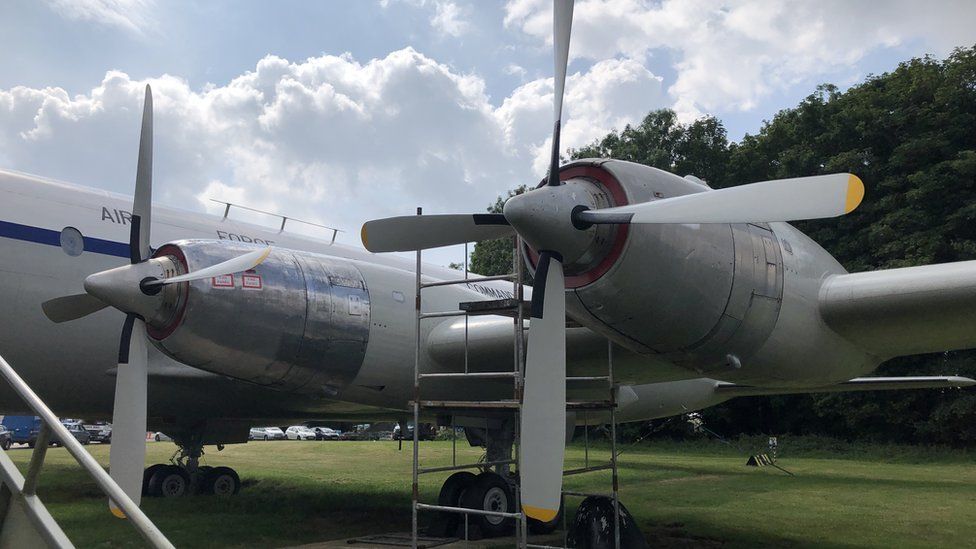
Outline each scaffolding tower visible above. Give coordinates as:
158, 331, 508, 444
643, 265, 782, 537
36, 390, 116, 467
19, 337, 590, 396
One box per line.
409, 207, 622, 549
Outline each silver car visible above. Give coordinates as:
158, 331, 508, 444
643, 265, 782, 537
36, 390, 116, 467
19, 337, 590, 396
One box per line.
249, 426, 285, 440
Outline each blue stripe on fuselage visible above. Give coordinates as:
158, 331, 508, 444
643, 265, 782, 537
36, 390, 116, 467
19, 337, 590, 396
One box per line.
0, 219, 129, 258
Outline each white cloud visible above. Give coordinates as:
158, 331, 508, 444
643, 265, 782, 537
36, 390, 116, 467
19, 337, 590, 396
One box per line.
43, 0, 155, 34
0, 48, 666, 249
430, 1, 471, 38
504, 0, 976, 118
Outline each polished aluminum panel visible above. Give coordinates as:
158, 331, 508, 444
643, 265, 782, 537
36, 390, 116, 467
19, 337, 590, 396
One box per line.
150, 240, 369, 395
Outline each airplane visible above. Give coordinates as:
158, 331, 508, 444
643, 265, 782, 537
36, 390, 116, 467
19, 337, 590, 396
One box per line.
0, 0, 973, 541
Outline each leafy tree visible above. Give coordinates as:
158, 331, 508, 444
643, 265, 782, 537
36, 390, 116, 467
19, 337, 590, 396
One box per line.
467, 185, 530, 277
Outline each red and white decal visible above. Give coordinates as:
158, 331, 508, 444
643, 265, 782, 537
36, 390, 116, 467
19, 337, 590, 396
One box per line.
242, 271, 263, 290
212, 274, 234, 288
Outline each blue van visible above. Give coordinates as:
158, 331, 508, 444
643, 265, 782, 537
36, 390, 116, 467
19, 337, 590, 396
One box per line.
1, 416, 41, 446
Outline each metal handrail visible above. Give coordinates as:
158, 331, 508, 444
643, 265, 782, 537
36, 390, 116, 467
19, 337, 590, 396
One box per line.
0, 353, 175, 549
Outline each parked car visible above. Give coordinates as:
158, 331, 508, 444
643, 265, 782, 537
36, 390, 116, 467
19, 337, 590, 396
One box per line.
51, 421, 91, 446
250, 426, 286, 440
285, 426, 318, 440
83, 421, 112, 443
309, 427, 340, 440
0, 426, 12, 450
1, 416, 41, 446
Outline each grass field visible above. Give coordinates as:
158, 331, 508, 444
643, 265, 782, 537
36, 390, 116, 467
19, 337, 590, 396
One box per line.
6, 438, 976, 548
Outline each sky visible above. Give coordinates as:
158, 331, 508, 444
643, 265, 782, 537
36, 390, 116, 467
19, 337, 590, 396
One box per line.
1, 0, 975, 267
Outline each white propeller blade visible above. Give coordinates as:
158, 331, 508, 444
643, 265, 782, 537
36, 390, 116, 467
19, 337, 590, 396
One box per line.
544, 0, 575, 187
143, 247, 272, 287
361, 214, 512, 253
130, 85, 153, 264
109, 315, 148, 517
519, 252, 567, 521
579, 173, 864, 225
41, 294, 108, 323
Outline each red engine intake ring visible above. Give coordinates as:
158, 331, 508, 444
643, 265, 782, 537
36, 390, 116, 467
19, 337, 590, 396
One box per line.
524, 165, 630, 289
146, 243, 189, 340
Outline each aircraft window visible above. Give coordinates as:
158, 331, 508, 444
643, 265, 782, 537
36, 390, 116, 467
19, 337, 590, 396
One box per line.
60, 226, 84, 256
392, 291, 405, 303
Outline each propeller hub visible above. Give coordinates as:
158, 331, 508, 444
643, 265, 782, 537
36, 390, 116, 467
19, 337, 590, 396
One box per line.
84, 257, 181, 325
504, 179, 606, 266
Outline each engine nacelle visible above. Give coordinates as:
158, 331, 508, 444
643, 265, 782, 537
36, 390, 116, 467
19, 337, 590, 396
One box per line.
146, 240, 370, 395
527, 159, 785, 373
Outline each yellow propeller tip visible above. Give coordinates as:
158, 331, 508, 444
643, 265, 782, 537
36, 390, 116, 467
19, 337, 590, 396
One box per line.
845, 174, 864, 213
523, 504, 559, 522
110, 505, 127, 519
360, 224, 369, 249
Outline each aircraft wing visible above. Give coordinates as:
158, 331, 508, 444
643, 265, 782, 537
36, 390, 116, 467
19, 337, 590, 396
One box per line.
714, 376, 976, 397
820, 260, 976, 358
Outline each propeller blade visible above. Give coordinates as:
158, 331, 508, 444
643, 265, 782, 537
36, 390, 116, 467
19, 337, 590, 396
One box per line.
545, 0, 574, 187
577, 173, 865, 225
109, 314, 148, 518
519, 251, 567, 521
130, 84, 153, 264
41, 294, 108, 323
361, 214, 513, 253
143, 246, 272, 287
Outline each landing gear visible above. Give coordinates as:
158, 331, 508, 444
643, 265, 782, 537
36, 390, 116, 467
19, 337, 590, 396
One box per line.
460, 472, 516, 538
202, 466, 241, 496
141, 427, 242, 498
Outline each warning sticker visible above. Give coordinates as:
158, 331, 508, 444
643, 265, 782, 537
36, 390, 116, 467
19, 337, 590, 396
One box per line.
242, 271, 263, 290
212, 274, 234, 288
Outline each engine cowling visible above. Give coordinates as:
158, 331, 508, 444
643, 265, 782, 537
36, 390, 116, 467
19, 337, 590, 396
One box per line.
525, 159, 785, 373
145, 240, 370, 395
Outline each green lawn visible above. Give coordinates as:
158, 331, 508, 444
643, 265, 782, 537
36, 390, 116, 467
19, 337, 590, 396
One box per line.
5, 439, 975, 548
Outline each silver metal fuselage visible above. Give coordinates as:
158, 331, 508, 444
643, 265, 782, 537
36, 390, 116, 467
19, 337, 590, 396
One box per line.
0, 165, 881, 425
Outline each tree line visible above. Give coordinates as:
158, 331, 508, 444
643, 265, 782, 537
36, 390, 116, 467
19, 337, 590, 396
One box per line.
467, 46, 976, 445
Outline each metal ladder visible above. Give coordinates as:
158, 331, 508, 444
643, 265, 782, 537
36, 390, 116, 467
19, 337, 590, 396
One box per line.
0, 353, 173, 549
408, 207, 622, 549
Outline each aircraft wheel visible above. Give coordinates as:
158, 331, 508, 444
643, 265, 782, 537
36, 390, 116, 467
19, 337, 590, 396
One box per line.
435, 471, 477, 536
204, 466, 241, 496
1, 439, 10, 451
460, 472, 514, 538
148, 465, 190, 498
154, 434, 161, 442
142, 464, 167, 496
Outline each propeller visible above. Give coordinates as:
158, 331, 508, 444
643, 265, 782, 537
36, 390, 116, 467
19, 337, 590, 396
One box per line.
39, 85, 273, 518
359, 0, 866, 525
108, 83, 154, 518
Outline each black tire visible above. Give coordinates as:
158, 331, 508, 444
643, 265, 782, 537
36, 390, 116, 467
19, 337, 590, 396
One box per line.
147, 465, 190, 498
528, 499, 564, 535
264, 435, 269, 441
460, 472, 515, 538
154, 434, 161, 442
1, 439, 10, 451
142, 464, 168, 496
435, 471, 477, 536
567, 496, 649, 549
203, 466, 241, 496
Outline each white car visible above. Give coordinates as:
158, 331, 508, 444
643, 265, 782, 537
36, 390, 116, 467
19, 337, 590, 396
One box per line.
285, 426, 317, 440
249, 426, 286, 440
